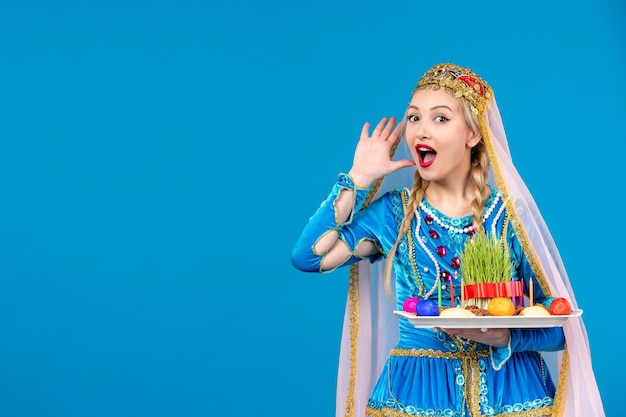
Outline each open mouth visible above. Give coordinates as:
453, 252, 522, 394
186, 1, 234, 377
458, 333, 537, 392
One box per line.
416, 144, 436, 167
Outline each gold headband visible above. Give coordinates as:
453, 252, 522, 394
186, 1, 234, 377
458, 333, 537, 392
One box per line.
414, 63, 492, 116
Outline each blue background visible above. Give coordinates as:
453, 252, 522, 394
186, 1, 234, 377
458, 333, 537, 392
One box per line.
0, 0, 623, 416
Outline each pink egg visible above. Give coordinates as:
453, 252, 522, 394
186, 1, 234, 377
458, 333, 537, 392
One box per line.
402, 297, 420, 313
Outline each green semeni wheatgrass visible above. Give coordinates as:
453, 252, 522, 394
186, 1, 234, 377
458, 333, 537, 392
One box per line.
460, 231, 514, 308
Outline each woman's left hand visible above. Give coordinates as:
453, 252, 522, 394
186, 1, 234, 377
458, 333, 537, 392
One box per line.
435, 327, 510, 347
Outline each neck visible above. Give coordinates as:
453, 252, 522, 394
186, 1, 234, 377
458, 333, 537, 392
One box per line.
424, 177, 476, 218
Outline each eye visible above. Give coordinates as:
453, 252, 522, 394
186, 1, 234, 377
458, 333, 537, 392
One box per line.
407, 114, 419, 122
434, 116, 449, 123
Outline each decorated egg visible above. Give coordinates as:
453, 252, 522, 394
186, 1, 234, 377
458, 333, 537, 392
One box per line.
542, 297, 556, 308
488, 297, 515, 316
415, 299, 439, 316
402, 297, 420, 313
549, 297, 572, 315
519, 305, 551, 317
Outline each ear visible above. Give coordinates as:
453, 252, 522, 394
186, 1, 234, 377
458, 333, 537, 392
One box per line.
467, 130, 482, 148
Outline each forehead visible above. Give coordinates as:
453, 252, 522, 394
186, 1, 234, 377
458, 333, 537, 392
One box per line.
409, 87, 461, 110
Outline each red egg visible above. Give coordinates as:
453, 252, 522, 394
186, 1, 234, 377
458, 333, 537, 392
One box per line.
402, 297, 420, 313
549, 297, 572, 315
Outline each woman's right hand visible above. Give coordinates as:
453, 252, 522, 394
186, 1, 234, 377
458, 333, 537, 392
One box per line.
348, 116, 415, 188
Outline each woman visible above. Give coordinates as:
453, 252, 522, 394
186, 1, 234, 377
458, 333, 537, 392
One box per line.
291, 63, 604, 417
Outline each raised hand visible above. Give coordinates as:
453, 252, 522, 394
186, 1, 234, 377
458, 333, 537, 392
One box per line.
348, 117, 415, 188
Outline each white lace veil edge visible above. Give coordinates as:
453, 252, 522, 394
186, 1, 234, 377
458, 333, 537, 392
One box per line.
334, 96, 605, 417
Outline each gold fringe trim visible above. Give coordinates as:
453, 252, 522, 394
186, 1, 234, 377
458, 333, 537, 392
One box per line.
345, 263, 360, 417
365, 405, 553, 417
552, 347, 569, 417
391, 347, 488, 359
344, 128, 404, 416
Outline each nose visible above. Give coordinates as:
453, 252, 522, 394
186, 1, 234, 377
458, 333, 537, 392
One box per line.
414, 120, 430, 140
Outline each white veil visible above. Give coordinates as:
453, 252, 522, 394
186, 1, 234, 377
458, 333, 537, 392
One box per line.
335, 65, 605, 417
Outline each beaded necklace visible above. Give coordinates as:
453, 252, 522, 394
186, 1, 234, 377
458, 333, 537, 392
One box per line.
414, 191, 502, 300
419, 191, 501, 234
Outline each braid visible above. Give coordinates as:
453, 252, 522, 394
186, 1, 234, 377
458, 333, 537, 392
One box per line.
469, 141, 490, 234
383, 171, 429, 299
456, 94, 490, 235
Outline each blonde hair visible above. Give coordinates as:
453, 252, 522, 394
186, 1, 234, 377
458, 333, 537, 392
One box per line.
383, 96, 490, 298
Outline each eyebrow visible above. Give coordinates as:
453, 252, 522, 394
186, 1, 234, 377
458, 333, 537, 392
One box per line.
408, 105, 453, 111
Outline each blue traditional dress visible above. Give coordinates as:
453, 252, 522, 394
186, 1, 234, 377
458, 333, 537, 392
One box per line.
292, 176, 566, 417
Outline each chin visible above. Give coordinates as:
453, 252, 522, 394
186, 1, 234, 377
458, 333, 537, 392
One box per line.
416, 168, 436, 181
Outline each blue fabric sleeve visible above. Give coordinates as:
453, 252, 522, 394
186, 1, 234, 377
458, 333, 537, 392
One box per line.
490, 327, 565, 370
340, 192, 402, 258
290, 174, 377, 273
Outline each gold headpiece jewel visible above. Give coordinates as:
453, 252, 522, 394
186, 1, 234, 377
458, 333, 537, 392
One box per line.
414, 63, 492, 116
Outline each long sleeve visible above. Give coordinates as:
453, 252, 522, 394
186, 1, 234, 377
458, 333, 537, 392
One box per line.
290, 173, 375, 273
490, 325, 565, 370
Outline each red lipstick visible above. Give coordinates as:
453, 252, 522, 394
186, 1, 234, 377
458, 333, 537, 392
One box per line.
415, 144, 436, 168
